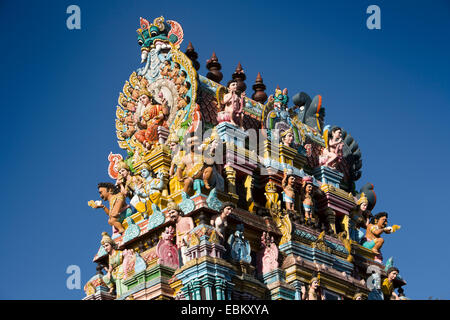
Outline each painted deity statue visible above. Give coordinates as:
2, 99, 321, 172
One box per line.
381, 267, 400, 300
167, 200, 194, 265
134, 88, 169, 150
90, 182, 129, 234
281, 171, 296, 211
258, 232, 279, 275
281, 128, 295, 148
176, 136, 214, 195
227, 224, 252, 264
210, 202, 235, 243
100, 232, 124, 295
301, 176, 315, 226
344, 193, 372, 243
362, 212, 400, 255
217, 79, 246, 128
301, 277, 325, 300
115, 161, 146, 203
131, 163, 166, 217
167, 134, 184, 194
319, 127, 344, 169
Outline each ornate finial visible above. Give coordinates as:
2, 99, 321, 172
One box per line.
206, 52, 223, 83
185, 42, 200, 71
232, 62, 246, 95
252, 72, 267, 104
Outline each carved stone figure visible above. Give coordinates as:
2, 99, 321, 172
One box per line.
135, 88, 169, 149
210, 202, 235, 243
319, 126, 344, 169
280, 128, 294, 147
156, 225, 180, 269
301, 277, 325, 300
115, 160, 146, 200
167, 134, 184, 194
257, 232, 279, 275
176, 136, 215, 195
91, 182, 129, 234
381, 267, 399, 300
217, 79, 245, 128
167, 200, 194, 264
301, 176, 316, 226
282, 171, 296, 211
227, 224, 251, 264
363, 212, 400, 254
343, 193, 372, 243
100, 232, 124, 294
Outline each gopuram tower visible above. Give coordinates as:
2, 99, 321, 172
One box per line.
83, 16, 407, 301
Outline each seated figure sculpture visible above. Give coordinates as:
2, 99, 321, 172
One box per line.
90, 182, 129, 234
363, 212, 400, 255
176, 135, 214, 196
134, 88, 169, 150
319, 126, 344, 169
131, 163, 166, 217
345, 193, 372, 243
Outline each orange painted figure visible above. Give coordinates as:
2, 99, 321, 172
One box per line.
135, 89, 169, 149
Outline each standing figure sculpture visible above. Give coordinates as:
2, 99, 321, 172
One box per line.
210, 202, 235, 243
301, 176, 315, 226
90, 182, 129, 234
281, 171, 296, 211
320, 127, 344, 169
167, 200, 194, 265
100, 232, 124, 295
167, 134, 184, 194
218, 79, 246, 128
301, 277, 325, 300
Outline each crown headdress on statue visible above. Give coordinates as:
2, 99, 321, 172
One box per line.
137, 16, 166, 36
357, 192, 369, 205
100, 232, 116, 248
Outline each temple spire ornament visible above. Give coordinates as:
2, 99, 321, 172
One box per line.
206, 52, 223, 83
252, 72, 268, 104
185, 41, 200, 71
232, 62, 246, 95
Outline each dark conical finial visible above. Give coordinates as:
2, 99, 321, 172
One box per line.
206, 52, 223, 83
252, 72, 268, 104
185, 42, 200, 71
232, 62, 247, 95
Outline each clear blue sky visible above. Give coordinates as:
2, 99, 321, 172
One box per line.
1, 0, 449, 300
